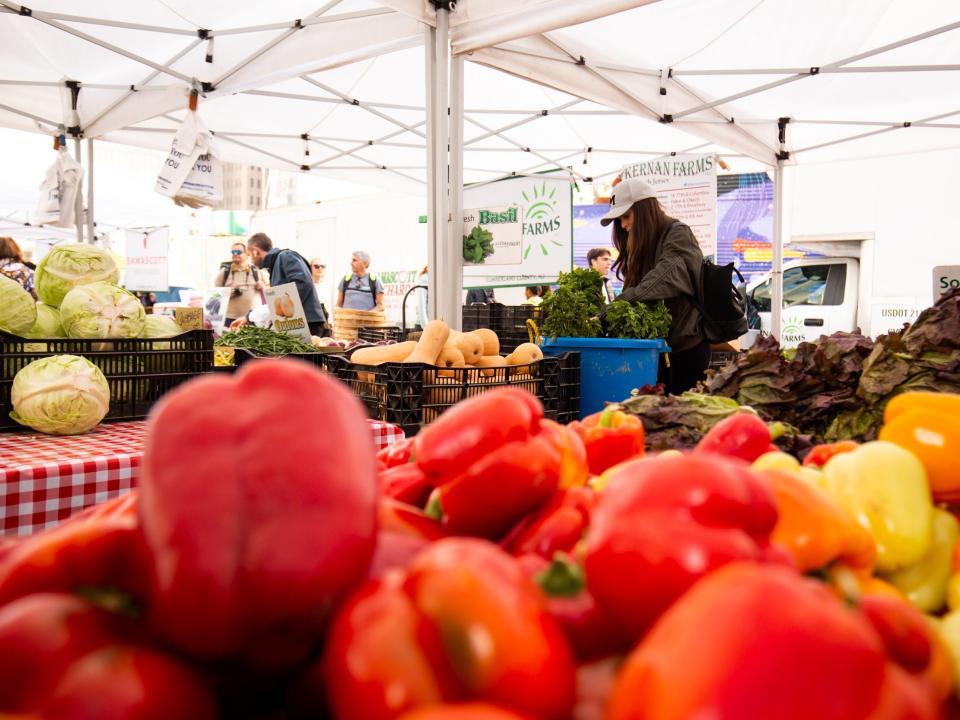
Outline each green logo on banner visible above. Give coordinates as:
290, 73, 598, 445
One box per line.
521, 181, 562, 260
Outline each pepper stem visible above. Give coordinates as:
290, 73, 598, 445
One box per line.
424, 491, 444, 521
535, 552, 586, 597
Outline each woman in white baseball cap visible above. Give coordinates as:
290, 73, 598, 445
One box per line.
600, 177, 709, 393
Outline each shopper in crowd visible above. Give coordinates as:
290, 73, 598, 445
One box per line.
588, 247, 616, 303
465, 287, 496, 304
216, 242, 264, 326
600, 177, 707, 394
138, 292, 157, 312
0, 236, 36, 298
336, 251, 385, 312
233, 233, 328, 336
539, 285, 554, 300
310, 258, 329, 321
522, 286, 543, 306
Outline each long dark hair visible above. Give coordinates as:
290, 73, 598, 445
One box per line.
611, 197, 670, 287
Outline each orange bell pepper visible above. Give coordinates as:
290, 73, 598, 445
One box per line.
884, 391, 960, 424
802, 440, 859, 467
757, 469, 876, 574
569, 408, 645, 476
879, 407, 960, 503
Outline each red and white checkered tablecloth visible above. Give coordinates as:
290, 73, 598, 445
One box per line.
0, 418, 404, 537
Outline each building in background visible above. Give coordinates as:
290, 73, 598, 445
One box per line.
218, 164, 300, 211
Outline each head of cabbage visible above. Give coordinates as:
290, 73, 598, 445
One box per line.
140, 314, 184, 372
0, 274, 38, 336
10, 355, 111, 435
24, 303, 66, 339
35, 244, 120, 308
61, 282, 146, 339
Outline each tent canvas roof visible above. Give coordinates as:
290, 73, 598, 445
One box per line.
1, 0, 957, 193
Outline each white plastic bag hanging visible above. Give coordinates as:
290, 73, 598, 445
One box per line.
155, 108, 223, 208
31, 148, 84, 228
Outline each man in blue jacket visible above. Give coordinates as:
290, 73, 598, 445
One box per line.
233, 232, 328, 336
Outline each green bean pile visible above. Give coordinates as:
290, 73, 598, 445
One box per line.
215, 326, 320, 356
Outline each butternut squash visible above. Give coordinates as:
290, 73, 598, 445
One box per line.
403, 320, 450, 364
473, 354, 508, 378
471, 328, 500, 356
436, 344, 466, 378
350, 341, 417, 365
506, 343, 543, 366
453, 332, 484, 365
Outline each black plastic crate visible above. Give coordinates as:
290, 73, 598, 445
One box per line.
554, 351, 581, 425
462, 304, 545, 337
357, 326, 407, 343
328, 353, 569, 437
226, 346, 336, 373
1, 330, 213, 432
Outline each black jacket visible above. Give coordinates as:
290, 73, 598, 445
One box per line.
617, 220, 704, 352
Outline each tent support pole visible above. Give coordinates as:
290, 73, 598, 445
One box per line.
449, 54, 464, 330
72, 138, 83, 244
771, 162, 784, 342
432, 5, 454, 327
86, 139, 95, 244
424, 23, 438, 322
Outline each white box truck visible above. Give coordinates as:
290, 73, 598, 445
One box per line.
746, 233, 960, 347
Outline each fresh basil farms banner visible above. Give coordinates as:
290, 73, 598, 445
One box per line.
462, 174, 572, 288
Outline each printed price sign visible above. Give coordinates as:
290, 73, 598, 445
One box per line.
265, 282, 312, 342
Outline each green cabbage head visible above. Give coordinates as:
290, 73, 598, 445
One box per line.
0, 274, 37, 335
35, 244, 120, 307
10, 354, 111, 435
61, 282, 146, 339
24, 303, 66, 339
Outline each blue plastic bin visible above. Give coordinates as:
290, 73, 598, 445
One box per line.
541, 337, 669, 418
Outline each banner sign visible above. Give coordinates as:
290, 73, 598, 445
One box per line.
620, 154, 718, 259
463, 174, 572, 288
124, 226, 170, 292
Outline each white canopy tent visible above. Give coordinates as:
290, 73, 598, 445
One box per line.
1, 0, 958, 333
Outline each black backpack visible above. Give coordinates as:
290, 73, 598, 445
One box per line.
689, 260, 749, 344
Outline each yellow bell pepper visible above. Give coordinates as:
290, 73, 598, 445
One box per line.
752, 451, 800, 473
879, 407, 960, 503
822, 441, 934, 573
884, 508, 959, 613
933, 610, 960, 693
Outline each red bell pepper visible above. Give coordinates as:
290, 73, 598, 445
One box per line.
320, 538, 577, 720
378, 436, 416, 470
803, 440, 860, 467
369, 499, 449, 579
694, 411, 771, 462
421, 393, 588, 539
0, 499, 150, 608
584, 454, 785, 642
569, 408, 645, 476
380, 463, 433, 507
40, 645, 218, 719
397, 704, 535, 720
139, 359, 378, 669
607, 563, 891, 720
0, 593, 132, 712
501, 486, 595, 559
518, 553, 626, 661
414, 388, 543, 480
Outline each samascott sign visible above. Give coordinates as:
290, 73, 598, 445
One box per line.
934, 266, 960, 302
463, 174, 572, 288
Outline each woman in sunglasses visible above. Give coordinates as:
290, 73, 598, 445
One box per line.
215, 242, 264, 326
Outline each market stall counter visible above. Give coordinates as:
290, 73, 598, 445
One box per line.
0, 418, 405, 536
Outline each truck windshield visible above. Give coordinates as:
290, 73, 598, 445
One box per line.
752, 265, 830, 312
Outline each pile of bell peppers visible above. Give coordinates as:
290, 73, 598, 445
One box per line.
2, 370, 960, 719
